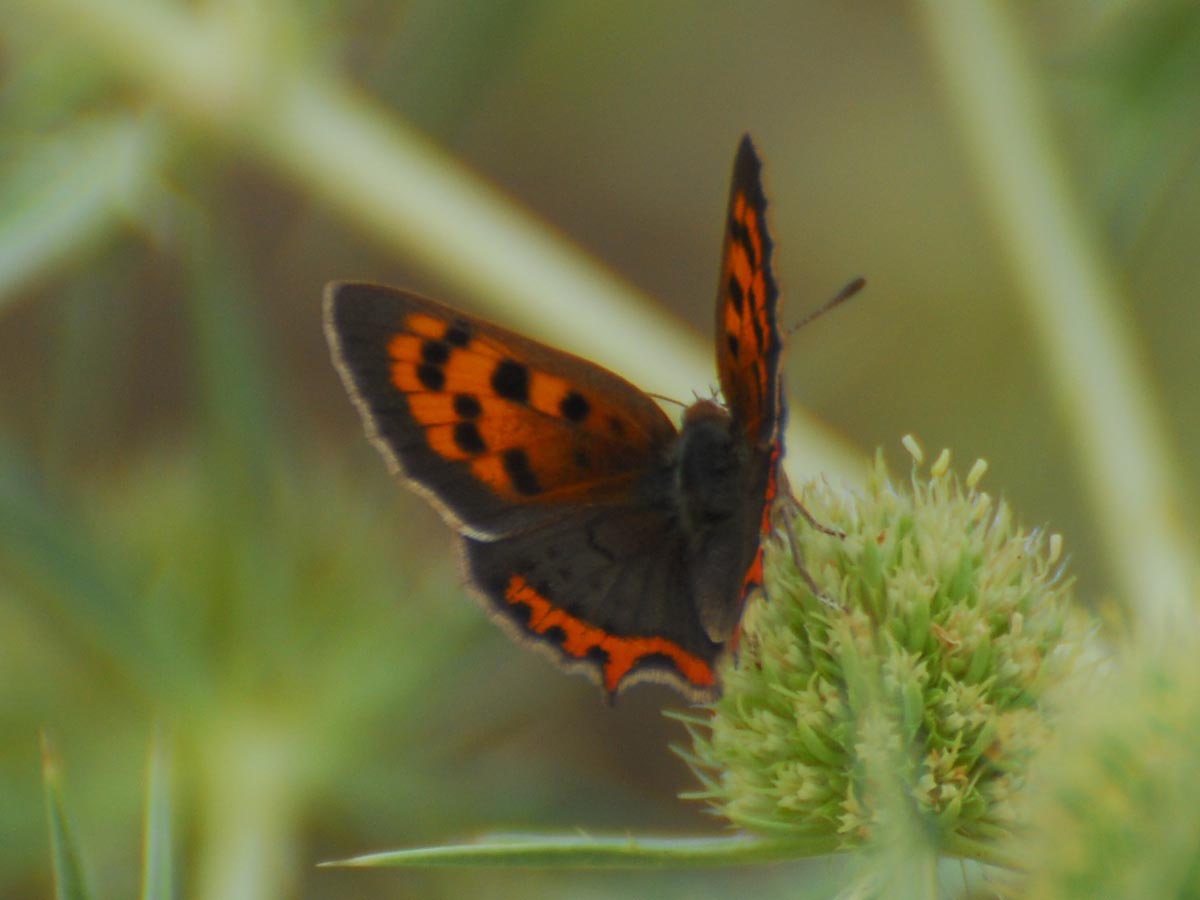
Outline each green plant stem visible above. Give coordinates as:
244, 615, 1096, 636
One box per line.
140, 731, 174, 900
916, 0, 1197, 629
193, 714, 303, 900
17, 0, 862, 483
0, 115, 162, 307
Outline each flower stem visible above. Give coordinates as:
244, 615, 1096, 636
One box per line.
915, 0, 1197, 630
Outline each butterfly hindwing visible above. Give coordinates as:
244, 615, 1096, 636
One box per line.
325, 283, 679, 539
463, 502, 722, 700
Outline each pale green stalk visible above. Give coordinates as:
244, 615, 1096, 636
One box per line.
915, 0, 1197, 628
0, 115, 163, 307
192, 713, 304, 900
140, 731, 175, 900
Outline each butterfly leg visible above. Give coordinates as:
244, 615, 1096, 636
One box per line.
773, 478, 845, 611
792, 497, 845, 539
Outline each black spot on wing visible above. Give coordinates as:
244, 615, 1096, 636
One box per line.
444, 324, 471, 347
417, 364, 444, 391
453, 422, 486, 455
727, 274, 744, 314
492, 359, 530, 403
560, 391, 590, 422
729, 215, 757, 268
421, 340, 449, 365
502, 448, 542, 495
454, 394, 482, 419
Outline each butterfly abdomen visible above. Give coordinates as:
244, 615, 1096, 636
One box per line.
671, 400, 764, 643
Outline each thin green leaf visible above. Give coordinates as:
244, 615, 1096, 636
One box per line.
140, 731, 174, 900
41, 733, 94, 900
323, 832, 831, 869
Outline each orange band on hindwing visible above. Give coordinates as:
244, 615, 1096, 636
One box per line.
505, 575, 716, 697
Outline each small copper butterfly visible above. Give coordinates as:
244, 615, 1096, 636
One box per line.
324, 135, 783, 701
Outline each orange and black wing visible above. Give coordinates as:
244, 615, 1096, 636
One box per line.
712, 136, 786, 616
324, 282, 678, 540
714, 135, 783, 450
464, 501, 723, 702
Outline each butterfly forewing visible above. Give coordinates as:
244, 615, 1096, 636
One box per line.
325, 283, 678, 539
715, 136, 783, 450
706, 136, 786, 625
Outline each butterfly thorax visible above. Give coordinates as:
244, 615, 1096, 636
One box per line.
675, 400, 742, 529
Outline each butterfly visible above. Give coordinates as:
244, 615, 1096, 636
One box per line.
324, 135, 783, 702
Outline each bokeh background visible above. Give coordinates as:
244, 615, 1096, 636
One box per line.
2, 1, 1199, 897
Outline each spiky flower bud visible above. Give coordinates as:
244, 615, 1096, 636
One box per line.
1012, 635, 1200, 898
680, 439, 1086, 861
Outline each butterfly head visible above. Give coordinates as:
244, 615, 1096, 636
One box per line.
680, 396, 728, 428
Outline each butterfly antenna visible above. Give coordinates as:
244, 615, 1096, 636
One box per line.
647, 392, 688, 410
787, 276, 866, 336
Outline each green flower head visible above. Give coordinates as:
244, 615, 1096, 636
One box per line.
680, 438, 1086, 861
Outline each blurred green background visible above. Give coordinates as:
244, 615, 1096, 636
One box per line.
2, 1, 1199, 897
